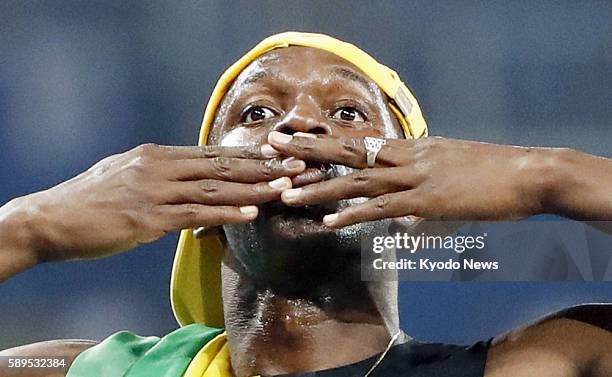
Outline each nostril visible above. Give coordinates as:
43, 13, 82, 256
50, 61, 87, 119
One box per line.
276, 126, 296, 136
279, 127, 326, 136
274, 120, 332, 136
310, 127, 328, 134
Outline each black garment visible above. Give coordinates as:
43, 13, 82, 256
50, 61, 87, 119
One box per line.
277, 338, 491, 377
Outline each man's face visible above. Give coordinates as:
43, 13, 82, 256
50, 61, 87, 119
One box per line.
210, 46, 403, 279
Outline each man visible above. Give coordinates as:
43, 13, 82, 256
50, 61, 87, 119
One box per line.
0, 32, 611, 377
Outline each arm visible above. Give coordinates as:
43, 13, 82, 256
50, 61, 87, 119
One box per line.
266, 132, 612, 225
0, 143, 304, 282
0, 199, 38, 281
486, 317, 612, 377
541, 148, 612, 231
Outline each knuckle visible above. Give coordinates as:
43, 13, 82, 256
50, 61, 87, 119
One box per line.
199, 146, 220, 158
425, 137, 445, 150
121, 183, 155, 204
352, 169, 370, 184
181, 204, 201, 220
341, 138, 361, 154
124, 156, 151, 181
259, 159, 280, 178
414, 140, 437, 159
413, 160, 431, 176
374, 195, 392, 212
88, 153, 121, 174
135, 184, 158, 203
295, 136, 316, 151
121, 206, 149, 232
340, 138, 363, 162
249, 182, 269, 197
199, 180, 219, 194
247, 184, 262, 197
213, 208, 239, 224
211, 157, 232, 178
239, 146, 260, 159
135, 143, 159, 157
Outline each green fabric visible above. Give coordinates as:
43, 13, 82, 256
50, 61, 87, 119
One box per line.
67, 324, 224, 377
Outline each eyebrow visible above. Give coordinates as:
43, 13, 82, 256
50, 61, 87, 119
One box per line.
241, 54, 281, 85
243, 70, 269, 84
240, 66, 374, 91
331, 67, 372, 90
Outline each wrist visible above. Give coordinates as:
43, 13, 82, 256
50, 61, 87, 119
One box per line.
518, 147, 575, 216
0, 197, 43, 278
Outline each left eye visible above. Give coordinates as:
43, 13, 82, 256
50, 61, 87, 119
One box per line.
244, 106, 276, 123
331, 107, 366, 122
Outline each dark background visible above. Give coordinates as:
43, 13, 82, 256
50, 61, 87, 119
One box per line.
1, 0, 611, 348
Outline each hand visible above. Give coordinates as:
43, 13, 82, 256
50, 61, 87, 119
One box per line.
5, 143, 305, 262
268, 131, 553, 228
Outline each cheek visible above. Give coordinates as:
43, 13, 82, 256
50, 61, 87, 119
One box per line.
218, 126, 270, 147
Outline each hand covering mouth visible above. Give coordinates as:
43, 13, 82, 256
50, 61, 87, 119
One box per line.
264, 161, 348, 220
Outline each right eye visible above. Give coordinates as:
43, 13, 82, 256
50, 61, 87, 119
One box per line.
243, 106, 276, 123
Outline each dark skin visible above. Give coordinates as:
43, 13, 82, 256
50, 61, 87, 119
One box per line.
1, 46, 612, 376
208, 47, 612, 377
209, 47, 404, 375
0, 141, 305, 281
271, 134, 612, 224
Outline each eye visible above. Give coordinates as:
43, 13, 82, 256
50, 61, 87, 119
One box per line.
243, 106, 276, 123
331, 107, 366, 122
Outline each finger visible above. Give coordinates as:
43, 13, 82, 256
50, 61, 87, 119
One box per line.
160, 204, 259, 230
154, 144, 280, 160
322, 192, 416, 228
281, 167, 412, 206
164, 177, 293, 205
163, 157, 305, 182
267, 131, 406, 168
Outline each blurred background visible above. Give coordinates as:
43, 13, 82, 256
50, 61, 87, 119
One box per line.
1, 0, 611, 349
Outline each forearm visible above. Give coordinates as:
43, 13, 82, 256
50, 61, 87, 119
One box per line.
0, 198, 40, 282
531, 148, 612, 221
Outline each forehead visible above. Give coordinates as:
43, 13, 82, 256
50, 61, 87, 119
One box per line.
233, 46, 382, 95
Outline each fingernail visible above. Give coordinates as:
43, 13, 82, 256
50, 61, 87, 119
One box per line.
240, 205, 258, 217
268, 177, 291, 190
282, 157, 305, 170
294, 132, 317, 138
260, 144, 279, 158
323, 213, 338, 226
268, 131, 293, 144
282, 188, 302, 201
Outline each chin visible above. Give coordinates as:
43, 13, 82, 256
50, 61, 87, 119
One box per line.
259, 197, 368, 240
221, 195, 390, 280
269, 215, 332, 239
222, 208, 391, 284
224, 199, 388, 255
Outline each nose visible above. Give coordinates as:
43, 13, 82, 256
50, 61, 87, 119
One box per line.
272, 102, 332, 136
